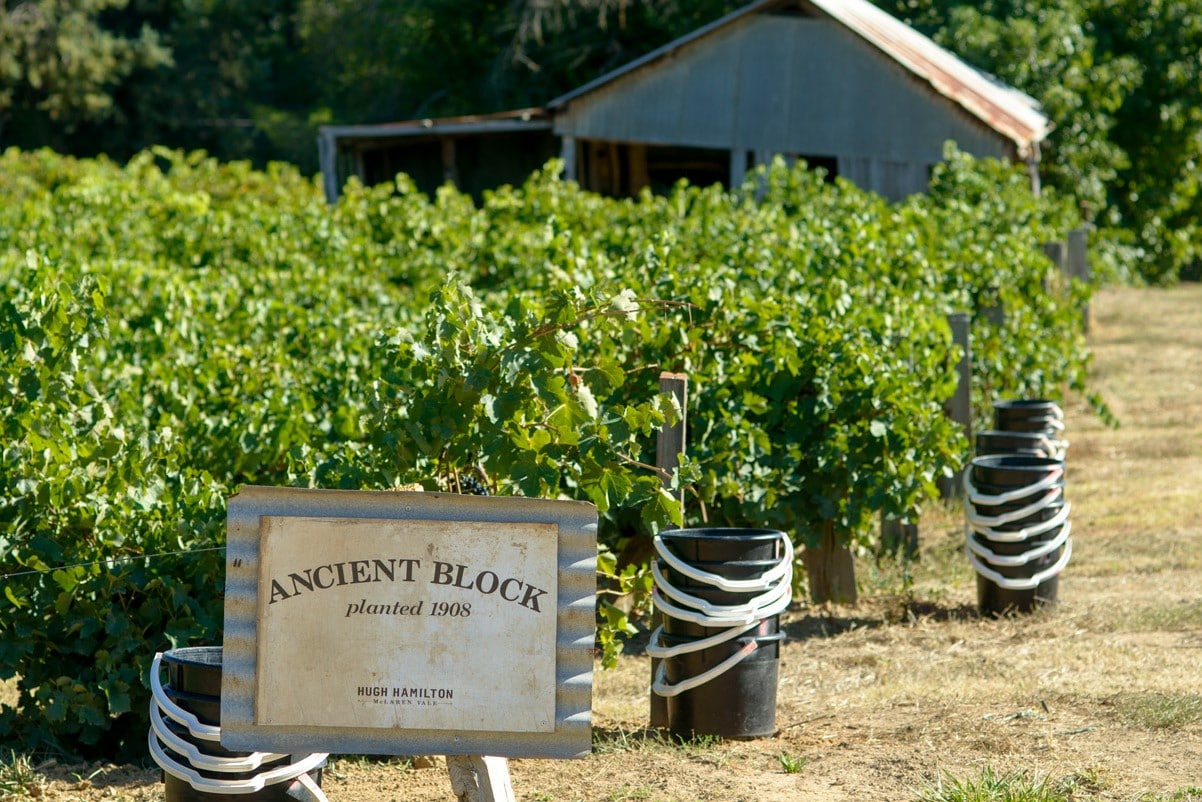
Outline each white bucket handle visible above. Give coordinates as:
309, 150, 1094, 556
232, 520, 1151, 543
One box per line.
645, 621, 761, 659
649, 531, 793, 697
652, 533, 794, 592
148, 700, 288, 773
965, 521, 1071, 568
967, 537, 1072, 590
969, 501, 1071, 543
964, 486, 1064, 529
150, 652, 222, 743
149, 731, 328, 795
652, 561, 792, 622
650, 640, 760, 698
963, 466, 1063, 506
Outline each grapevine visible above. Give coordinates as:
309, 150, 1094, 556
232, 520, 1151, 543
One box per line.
0, 147, 1096, 756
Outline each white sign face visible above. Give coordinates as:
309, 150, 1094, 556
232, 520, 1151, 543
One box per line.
255, 516, 558, 733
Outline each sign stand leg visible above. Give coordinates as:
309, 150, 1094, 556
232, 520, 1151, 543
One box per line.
446, 755, 516, 802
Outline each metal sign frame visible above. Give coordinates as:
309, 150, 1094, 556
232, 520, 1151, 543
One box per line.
221, 486, 596, 759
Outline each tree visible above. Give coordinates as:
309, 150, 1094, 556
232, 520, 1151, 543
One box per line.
295, 0, 742, 126
1089, 0, 1202, 280
495, 0, 743, 106
878, 0, 1202, 281
0, 0, 170, 147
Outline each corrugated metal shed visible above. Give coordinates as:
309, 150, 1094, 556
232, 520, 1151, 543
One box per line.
317, 0, 1050, 201
547, 0, 1049, 157
318, 109, 553, 202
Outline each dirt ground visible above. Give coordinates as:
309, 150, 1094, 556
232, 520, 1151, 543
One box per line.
13, 284, 1202, 801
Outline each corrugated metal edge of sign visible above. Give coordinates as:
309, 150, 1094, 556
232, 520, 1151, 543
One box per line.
221, 486, 596, 759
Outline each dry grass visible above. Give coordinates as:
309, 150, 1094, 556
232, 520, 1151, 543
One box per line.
1067, 284, 1202, 575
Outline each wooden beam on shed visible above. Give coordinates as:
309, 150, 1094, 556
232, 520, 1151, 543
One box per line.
440, 138, 459, 188
561, 136, 578, 182
729, 149, 747, 188
628, 144, 649, 194
318, 131, 339, 204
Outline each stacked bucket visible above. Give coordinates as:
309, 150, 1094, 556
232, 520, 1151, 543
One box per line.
149, 647, 328, 802
647, 528, 792, 739
965, 400, 1072, 615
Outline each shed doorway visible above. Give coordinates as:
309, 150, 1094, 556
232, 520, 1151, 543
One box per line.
577, 141, 732, 196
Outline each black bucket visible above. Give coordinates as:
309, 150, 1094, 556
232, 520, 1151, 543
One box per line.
650, 528, 791, 740
972, 541, 1066, 579
161, 686, 221, 727
965, 447, 1070, 616
994, 399, 1063, 430
970, 528, 1061, 558
659, 582, 782, 638
661, 631, 784, 740
151, 647, 325, 802
658, 528, 785, 562
165, 646, 223, 697
969, 520, 1067, 613
987, 500, 1068, 533
971, 477, 1064, 496
975, 430, 1055, 458
968, 487, 1063, 520
970, 454, 1063, 487
661, 558, 783, 586
976, 571, 1061, 616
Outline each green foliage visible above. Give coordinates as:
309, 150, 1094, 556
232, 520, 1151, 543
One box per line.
1112, 692, 1202, 731
881, 0, 1202, 281
777, 751, 808, 774
0, 0, 170, 141
596, 548, 654, 668
917, 767, 1071, 802
0, 750, 45, 798
6, 0, 1202, 281
0, 148, 1094, 757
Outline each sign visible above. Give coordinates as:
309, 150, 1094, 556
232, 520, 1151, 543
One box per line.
256, 516, 558, 732
221, 487, 596, 759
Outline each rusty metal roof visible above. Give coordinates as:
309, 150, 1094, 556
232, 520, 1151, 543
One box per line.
547, 0, 1050, 155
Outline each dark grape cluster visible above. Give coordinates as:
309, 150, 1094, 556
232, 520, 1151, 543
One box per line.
456, 475, 491, 496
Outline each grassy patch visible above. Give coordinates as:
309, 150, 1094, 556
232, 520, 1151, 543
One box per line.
1111, 692, 1202, 730
1114, 599, 1202, 632
0, 751, 46, 799
591, 725, 722, 756
915, 766, 1107, 801
777, 751, 808, 774
863, 501, 977, 607
1133, 789, 1202, 802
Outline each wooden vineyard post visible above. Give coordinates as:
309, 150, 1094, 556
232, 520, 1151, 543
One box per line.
651, 371, 687, 729
1067, 226, 1091, 333
1043, 240, 1066, 273
939, 312, 973, 500
879, 517, 919, 561
446, 755, 516, 802
802, 520, 857, 604
657, 372, 688, 507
